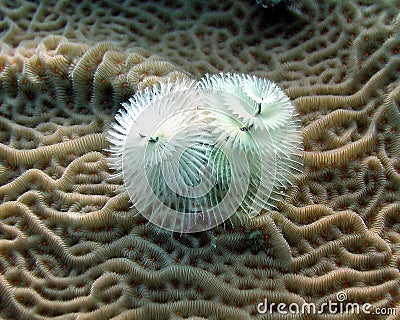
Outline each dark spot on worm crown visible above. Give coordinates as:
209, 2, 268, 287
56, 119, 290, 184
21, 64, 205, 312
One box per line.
240, 123, 254, 131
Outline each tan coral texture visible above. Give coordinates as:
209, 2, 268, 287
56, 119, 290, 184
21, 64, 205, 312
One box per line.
0, 0, 400, 319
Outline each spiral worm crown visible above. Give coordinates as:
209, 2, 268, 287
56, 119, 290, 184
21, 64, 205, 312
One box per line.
106, 73, 302, 233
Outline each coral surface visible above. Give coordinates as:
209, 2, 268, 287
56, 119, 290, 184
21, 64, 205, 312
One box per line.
0, 0, 399, 319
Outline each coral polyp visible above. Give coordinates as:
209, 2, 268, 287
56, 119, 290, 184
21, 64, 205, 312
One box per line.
107, 74, 302, 233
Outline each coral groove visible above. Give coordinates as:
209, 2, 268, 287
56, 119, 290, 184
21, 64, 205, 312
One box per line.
0, 0, 399, 319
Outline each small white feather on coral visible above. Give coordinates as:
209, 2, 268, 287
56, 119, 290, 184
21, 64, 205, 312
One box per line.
106, 74, 302, 232
199, 73, 302, 216
106, 79, 245, 233
199, 73, 294, 131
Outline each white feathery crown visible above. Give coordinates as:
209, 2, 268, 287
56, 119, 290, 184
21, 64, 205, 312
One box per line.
106, 73, 302, 233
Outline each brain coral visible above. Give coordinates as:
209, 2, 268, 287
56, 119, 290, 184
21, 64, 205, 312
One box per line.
0, 0, 399, 319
